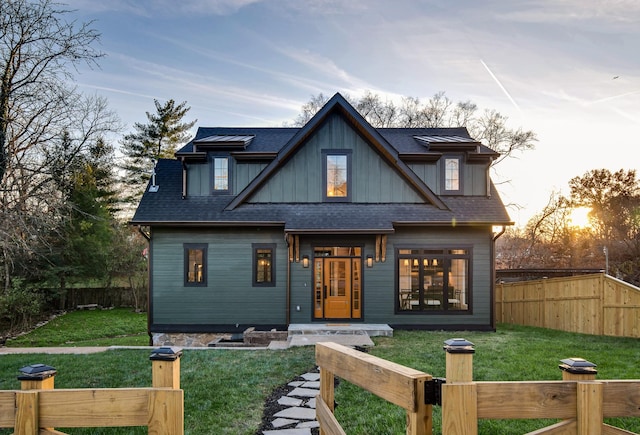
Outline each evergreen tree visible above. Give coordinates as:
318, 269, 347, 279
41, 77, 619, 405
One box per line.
120, 99, 196, 204
44, 135, 119, 290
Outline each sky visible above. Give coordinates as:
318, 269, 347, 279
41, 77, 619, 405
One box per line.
64, 0, 640, 227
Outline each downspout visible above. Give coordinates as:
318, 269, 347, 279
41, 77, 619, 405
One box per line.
285, 233, 291, 326
137, 226, 153, 345
491, 225, 507, 331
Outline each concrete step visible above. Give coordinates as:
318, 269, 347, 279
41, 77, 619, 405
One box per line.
286, 323, 392, 348
287, 323, 393, 337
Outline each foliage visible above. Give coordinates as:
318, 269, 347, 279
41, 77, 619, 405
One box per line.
120, 99, 196, 205
0, 0, 120, 292
568, 169, 640, 284
0, 279, 44, 334
497, 169, 640, 286
291, 90, 537, 164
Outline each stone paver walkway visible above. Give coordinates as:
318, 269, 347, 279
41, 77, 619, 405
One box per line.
261, 371, 321, 435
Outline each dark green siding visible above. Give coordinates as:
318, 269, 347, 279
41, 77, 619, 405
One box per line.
249, 114, 424, 203
151, 227, 287, 326
408, 161, 489, 196
187, 160, 267, 196
186, 163, 209, 196
235, 161, 268, 193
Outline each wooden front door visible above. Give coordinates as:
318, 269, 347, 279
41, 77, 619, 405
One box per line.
313, 247, 362, 320
324, 258, 351, 318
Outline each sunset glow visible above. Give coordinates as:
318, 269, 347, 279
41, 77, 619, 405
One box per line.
569, 207, 592, 229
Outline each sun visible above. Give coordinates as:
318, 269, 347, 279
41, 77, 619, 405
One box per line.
569, 206, 592, 229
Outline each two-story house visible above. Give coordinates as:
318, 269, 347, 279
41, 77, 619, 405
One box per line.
131, 93, 512, 345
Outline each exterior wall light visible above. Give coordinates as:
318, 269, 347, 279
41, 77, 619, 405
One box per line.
366, 256, 373, 268
302, 255, 309, 268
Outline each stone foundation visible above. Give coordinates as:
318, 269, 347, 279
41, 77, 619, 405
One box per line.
151, 328, 288, 347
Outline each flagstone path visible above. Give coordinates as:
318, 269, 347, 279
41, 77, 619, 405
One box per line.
259, 369, 322, 435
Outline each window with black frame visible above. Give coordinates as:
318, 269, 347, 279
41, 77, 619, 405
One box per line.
253, 244, 275, 286
397, 248, 470, 312
184, 243, 207, 286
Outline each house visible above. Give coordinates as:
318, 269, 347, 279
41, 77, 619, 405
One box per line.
131, 93, 512, 345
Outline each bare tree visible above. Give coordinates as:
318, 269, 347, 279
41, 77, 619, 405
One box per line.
0, 0, 118, 292
0, 0, 104, 184
292, 90, 536, 163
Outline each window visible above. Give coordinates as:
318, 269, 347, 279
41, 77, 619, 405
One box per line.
213, 157, 229, 191
253, 244, 275, 287
322, 150, 351, 201
443, 156, 462, 194
184, 244, 207, 286
397, 248, 470, 313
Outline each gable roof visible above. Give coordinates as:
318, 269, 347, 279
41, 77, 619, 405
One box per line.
131, 159, 512, 229
225, 93, 447, 211
131, 92, 513, 229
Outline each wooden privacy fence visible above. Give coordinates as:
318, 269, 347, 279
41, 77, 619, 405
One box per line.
316, 340, 640, 435
0, 347, 184, 435
496, 273, 640, 338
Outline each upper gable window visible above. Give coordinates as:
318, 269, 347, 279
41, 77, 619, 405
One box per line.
443, 156, 462, 194
323, 150, 351, 202
213, 157, 229, 192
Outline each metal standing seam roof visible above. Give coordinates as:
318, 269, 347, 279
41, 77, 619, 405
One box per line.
413, 135, 478, 144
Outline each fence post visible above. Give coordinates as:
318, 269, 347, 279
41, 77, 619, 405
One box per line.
18, 364, 56, 391
149, 347, 184, 435
441, 338, 477, 435
150, 347, 183, 389
17, 364, 57, 434
559, 358, 601, 435
319, 367, 335, 435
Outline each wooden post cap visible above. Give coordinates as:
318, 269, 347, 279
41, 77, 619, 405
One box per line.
443, 338, 475, 354
17, 363, 57, 381
559, 357, 597, 375
150, 346, 183, 361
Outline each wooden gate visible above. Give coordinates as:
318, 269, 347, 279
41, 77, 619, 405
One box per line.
316, 340, 640, 434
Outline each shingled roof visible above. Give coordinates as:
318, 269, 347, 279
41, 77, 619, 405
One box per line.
131, 93, 512, 229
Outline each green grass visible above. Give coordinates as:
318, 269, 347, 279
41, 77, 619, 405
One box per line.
4, 308, 148, 347
2, 312, 640, 434
335, 324, 640, 434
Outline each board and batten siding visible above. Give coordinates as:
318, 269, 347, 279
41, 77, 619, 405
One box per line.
249, 113, 424, 204
150, 227, 287, 327
407, 161, 489, 196
186, 160, 268, 196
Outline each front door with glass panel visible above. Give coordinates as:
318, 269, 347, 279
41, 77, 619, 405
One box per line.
313, 247, 362, 320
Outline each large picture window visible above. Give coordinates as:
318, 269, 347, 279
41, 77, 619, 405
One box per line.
253, 244, 275, 287
322, 150, 351, 201
184, 243, 207, 286
397, 248, 470, 313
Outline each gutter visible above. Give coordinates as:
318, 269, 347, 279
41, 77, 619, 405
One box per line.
285, 233, 291, 326
136, 225, 152, 345
491, 225, 507, 331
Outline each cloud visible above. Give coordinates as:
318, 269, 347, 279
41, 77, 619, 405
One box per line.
65, 0, 263, 17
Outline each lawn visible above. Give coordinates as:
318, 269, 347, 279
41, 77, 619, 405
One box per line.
4, 308, 149, 347
1, 310, 640, 434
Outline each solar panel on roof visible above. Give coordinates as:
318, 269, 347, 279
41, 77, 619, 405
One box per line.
195, 134, 255, 145
413, 135, 476, 144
